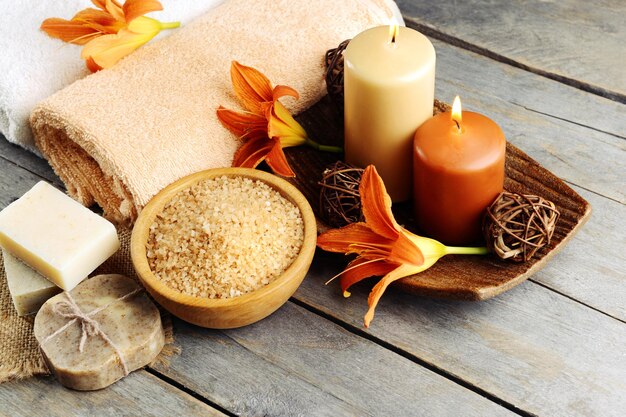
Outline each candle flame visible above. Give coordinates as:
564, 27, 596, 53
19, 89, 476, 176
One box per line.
452, 96, 462, 126
388, 18, 399, 44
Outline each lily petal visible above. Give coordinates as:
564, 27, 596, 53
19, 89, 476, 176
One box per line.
354, 165, 425, 266
364, 254, 443, 327
73, 8, 121, 29
265, 140, 296, 177
387, 230, 424, 266
272, 85, 299, 101
317, 223, 392, 255
217, 107, 267, 138
220, 62, 303, 177
340, 258, 397, 296
85, 56, 102, 72
41, 18, 100, 44
123, 0, 163, 23
91, 0, 109, 11
405, 230, 449, 262
232, 135, 275, 169
81, 28, 155, 69
231, 61, 274, 114
267, 101, 308, 147
360, 165, 400, 240
126, 15, 162, 34
104, 0, 125, 22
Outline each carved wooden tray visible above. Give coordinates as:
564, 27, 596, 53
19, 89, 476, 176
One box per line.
286, 97, 591, 300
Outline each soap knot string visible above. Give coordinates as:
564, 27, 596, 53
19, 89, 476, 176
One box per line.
41, 288, 142, 376
54, 295, 100, 353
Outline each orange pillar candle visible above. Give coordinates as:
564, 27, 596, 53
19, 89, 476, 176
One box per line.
413, 97, 505, 245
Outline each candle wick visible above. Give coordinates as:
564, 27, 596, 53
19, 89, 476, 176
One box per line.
391, 32, 396, 44
454, 119, 461, 132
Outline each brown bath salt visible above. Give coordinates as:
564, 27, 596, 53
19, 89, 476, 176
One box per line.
146, 176, 304, 299
34, 274, 164, 391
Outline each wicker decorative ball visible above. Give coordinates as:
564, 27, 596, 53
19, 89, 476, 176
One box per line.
483, 192, 560, 262
324, 39, 350, 110
318, 161, 364, 227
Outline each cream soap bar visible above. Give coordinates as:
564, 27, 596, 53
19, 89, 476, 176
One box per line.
3, 250, 61, 316
0, 181, 120, 291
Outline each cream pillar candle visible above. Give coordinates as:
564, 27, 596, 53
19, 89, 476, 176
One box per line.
0, 182, 120, 291
344, 24, 435, 202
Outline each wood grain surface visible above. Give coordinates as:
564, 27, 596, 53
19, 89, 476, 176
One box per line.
0, 140, 62, 189
396, 0, 626, 103
294, 252, 626, 417
0, 153, 49, 209
153, 306, 516, 417
0, 371, 225, 417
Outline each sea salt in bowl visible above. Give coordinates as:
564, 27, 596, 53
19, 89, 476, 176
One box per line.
131, 168, 317, 329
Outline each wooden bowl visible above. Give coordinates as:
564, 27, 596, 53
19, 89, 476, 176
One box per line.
131, 168, 317, 329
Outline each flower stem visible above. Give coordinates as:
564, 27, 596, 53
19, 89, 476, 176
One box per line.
445, 246, 489, 256
304, 138, 343, 153
160, 21, 181, 30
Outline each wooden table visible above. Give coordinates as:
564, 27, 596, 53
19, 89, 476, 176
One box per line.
1, 1, 625, 416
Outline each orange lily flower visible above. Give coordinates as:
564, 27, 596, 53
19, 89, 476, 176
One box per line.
81, 16, 179, 71
317, 165, 488, 327
41, 0, 179, 72
217, 61, 342, 177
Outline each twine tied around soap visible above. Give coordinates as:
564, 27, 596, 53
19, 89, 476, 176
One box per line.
41, 288, 142, 376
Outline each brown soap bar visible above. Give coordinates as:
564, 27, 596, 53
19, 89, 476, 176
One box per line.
34, 274, 164, 390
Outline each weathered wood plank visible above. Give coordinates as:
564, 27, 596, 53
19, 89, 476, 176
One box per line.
293, 254, 626, 417
428, 38, 626, 142
0, 371, 225, 417
535, 184, 626, 320
0, 154, 47, 210
397, 0, 626, 103
0, 136, 60, 187
153, 305, 516, 417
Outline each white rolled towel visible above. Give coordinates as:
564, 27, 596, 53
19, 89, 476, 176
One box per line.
0, 0, 225, 152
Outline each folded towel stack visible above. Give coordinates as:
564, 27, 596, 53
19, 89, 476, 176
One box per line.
31, 0, 401, 225
0, 0, 225, 151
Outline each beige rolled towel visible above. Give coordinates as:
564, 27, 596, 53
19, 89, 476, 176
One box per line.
30, 0, 401, 225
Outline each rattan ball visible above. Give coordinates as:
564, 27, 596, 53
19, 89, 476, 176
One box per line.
318, 161, 364, 227
483, 192, 560, 262
324, 39, 350, 111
